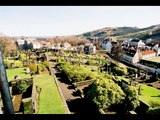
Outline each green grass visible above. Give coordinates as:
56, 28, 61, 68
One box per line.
6, 68, 30, 81
6, 68, 65, 114
139, 84, 160, 104
33, 74, 65, 114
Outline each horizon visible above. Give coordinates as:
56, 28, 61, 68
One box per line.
0, 6, 160, 37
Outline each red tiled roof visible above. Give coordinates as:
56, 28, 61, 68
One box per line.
141, 50, 155, 55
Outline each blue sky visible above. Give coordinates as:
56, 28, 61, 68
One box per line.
0, 6, 160, 36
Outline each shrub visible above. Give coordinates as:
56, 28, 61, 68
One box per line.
86, 78, 126, 109
4, 59, 23, 69
127, 67, 137, 75
149, 101, 160, 108
112, 66, 126, 76
12, 80, 33, 94
110, 62, 118, 68
59, 62, 96, 82
37, 63, 46, 72
42, 60, 51, 68
123, 86, 140, 111
28, 64, 37, 74
85, 60, 96, 65
19, 53, 27, 61
4, 59, 9, 69
13, 61, 23, 68
57, 57, 65, 63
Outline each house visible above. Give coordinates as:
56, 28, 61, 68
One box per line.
16, 39, 25, 50
53, 43, 61, 49
122, 49, 140, 63
77, 45, 84, 53
145, 38, 152, 44
61, 42, 71, 50
29, 42, 42, 49
152, 44, 160, 56
140, 49, 156, 60
102, 40, 112, 52
128, 38, 146, 48
84, 43, 96, 53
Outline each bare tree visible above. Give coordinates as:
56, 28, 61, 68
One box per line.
0, 36, 17, 54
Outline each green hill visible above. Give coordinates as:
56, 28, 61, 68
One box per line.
80, 24, 160, 42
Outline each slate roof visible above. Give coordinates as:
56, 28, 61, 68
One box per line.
130, 38, 141, 42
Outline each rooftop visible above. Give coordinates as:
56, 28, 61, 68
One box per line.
130, 38, 141, 42
141, 50, 155, 55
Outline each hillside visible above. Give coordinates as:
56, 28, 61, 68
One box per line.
80, 24, 160, 42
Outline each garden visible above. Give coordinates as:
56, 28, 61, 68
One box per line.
2, 48, 160, 114
4, 49, 66, 114
49, 50, 160, 114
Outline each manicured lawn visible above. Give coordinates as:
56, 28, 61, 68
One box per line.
6, 68, 30, 81
33, 74, 65, 114
139, 84, 160, 104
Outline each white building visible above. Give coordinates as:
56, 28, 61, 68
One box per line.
122, 49, 140, 63
140, 50, 156, 60
102, 41, 112, 52
16, 39, 25, 49
84, 43, 96, 53
31, 42, 42, 49
152, 44, 160, 56
129, 38, 146, 48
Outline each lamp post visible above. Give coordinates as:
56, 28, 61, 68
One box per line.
0, 48, 14, 114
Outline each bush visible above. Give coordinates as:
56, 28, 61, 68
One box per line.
123, 86, 140, 111
149, 101, 160, 108
13, 61, 23, 68
86, 78, 126, 109
28, 62, 48, 74
57, 57, 65, 63
112, 67, 126, 76
4, 59, 9, 69
28, 64, 37, 74
19, 53, 27, 61
42, 60, 51, 68
37, 63, 46, 71
127, 67, 137, 75
4, 60, 23, 69
110, 62, 118, 68
12, 80, 32, 94
59, 62, 96, 82
85, 60, 98, 65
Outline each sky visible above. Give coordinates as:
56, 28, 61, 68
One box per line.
0, 6, 160, 37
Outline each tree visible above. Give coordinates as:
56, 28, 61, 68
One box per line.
23, 40, 28, 50
0, 36, 17, 54
86, 77, 126, 109
28, 43, 33, 49
123, 86, 140, 111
